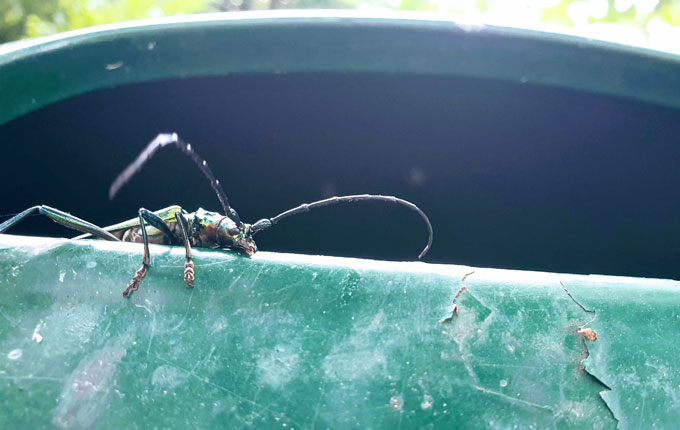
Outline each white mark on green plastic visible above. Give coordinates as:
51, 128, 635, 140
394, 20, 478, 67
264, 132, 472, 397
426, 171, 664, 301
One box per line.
389, 394, 404, 411
421, 394, 434, 410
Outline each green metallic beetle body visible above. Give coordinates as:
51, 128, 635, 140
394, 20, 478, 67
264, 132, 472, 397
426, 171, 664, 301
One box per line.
0, 133, 432, 298
77, 206, 258, 255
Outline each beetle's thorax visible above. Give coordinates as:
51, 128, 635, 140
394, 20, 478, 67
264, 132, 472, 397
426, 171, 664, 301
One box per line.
189, 208, 226, 248
189, 208, 257, 255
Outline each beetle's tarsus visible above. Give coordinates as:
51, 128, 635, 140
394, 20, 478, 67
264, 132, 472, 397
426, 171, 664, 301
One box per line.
123, 263, 148, 298
184, 259, 195, 288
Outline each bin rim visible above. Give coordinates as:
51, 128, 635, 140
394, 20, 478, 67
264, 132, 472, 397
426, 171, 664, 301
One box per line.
1, 10, 679, 125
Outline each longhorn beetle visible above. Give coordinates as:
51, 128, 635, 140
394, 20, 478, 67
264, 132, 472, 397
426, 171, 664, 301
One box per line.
0, 133, 433, 298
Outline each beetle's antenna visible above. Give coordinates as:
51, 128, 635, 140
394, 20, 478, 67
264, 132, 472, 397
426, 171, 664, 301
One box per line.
251, 194, 434, 259
109, 133, 236, 221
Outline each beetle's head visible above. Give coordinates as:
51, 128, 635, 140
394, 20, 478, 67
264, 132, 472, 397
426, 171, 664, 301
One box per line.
217, 215, 257, 256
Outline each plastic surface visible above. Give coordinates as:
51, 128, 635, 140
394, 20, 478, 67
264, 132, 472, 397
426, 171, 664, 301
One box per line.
1, 11, 680, 125
1, 234, 678, 428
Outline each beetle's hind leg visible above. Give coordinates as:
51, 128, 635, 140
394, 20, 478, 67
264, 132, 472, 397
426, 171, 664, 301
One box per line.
0, 205, 119, 241
123, 208, 177, 298
174, 210, 194, 288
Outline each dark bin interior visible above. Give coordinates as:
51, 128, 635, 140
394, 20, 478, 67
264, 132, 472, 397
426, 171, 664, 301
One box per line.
2, 17, 680, 280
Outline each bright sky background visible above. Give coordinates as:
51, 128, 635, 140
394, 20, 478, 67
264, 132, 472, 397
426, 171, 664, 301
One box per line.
2, 0, 679, 54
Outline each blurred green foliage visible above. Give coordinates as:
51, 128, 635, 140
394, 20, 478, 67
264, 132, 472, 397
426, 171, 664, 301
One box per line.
1, 0, 209, 42
1, 0, 679, 51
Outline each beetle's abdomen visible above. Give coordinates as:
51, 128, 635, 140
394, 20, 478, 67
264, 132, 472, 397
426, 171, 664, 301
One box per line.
121, 225, 178, 245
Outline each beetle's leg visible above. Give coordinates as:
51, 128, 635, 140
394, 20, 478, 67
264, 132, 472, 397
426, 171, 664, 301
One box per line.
174, 210, 194, 289
123, 208, 180, 298
0, 205, 119, 241
121, 209, 164, 297
123, 210, 151, 298
138, 208, 177, 244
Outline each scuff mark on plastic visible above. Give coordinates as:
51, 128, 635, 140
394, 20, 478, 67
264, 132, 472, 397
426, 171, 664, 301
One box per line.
322, 310, 390, 382
446, 284, 553, 413
473, 384, 553, 411
440, 271, 474, 323
256, 343, 300, 389
443, 280, 556, 413
339, 270, 361, 306
52, 334, 131, 429
32, 323, 43, 343
560, 281, 595, 313
105, 61, 123, 70
134, 300, 157, 354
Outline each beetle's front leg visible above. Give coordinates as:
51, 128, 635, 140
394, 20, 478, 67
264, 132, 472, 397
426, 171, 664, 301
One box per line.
123, 252, 150, 298
122, 208, 177, 298
174, 209, 194, 288
122, 209, 155, 298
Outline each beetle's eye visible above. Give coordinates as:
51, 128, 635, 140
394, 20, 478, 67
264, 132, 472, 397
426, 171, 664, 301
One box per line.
227, 226, 240, 236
